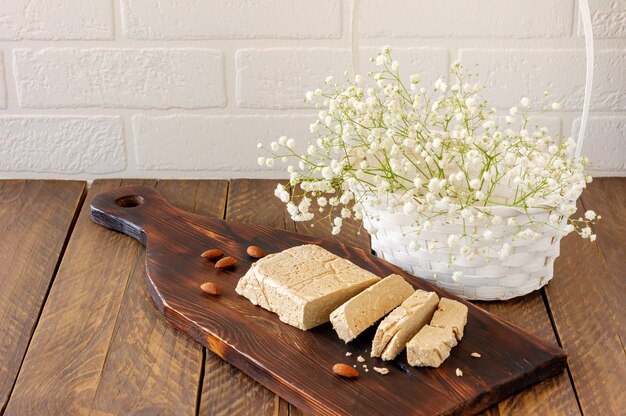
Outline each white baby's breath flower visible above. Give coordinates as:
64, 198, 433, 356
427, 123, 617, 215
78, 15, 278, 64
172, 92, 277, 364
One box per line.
452, 271, 464, 282
447, 234, 460, 247
274, 184, 290, 203
258, 50, 597, 261
257, 157, 265, 167
584, 210, 596, 221
551, 102, 561, 110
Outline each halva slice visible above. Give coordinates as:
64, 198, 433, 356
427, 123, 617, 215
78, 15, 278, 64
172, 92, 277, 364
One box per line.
235, 244, 380, 330
330, 274, 415, 343
371, 290, 439, 360
430, 298, 468, 341
406, 325, 457, 368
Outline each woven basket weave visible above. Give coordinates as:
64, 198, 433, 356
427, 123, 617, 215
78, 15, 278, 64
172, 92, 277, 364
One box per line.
360, 200, 566, 300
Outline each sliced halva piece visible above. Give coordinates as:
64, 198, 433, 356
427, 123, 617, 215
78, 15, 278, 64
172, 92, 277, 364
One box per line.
235, 244, 380, 330
330, 274, 415, 343
406, 325, 457, 368
430, 298, 468, 341
371, 290, 439, 360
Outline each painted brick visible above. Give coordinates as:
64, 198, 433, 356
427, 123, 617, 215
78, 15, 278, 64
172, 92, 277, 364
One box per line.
0, 116, 125, 173
360, 0, 574, 38
584, 0, 626, 38
0, 52, 6, 109
0, 0, 113, 40
132, 115, 312, 171
573, 117, 626, 172
13, 48, 225, 109
458, 49, 626, 111
236, 48, 449, 109
121, 0, 341, 39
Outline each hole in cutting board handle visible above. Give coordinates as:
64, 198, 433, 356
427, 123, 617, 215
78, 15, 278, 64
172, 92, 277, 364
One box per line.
115, 195, 144, 208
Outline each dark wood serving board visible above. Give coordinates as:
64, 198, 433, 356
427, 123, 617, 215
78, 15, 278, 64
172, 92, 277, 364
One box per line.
90, 185, 567, 416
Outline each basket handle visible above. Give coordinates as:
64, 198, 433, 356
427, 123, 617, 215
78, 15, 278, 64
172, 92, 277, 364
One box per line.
348, 0, 594, 159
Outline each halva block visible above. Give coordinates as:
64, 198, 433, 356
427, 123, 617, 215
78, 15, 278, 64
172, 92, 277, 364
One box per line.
235, 244, 380, 330
330, 274, 415, 343
430, 298, 468, 341
371, 290, 439, 360
406, 325, 458, 368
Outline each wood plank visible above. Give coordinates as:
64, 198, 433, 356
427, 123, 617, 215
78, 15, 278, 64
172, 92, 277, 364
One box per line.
580, 178, 625, 338
546, 194, 626, 415
89, 180, 229, 415
4, 179, 155, 415
89, 184, 567, 416
0, 180, 85, 413
200, 179, 290, 416
4, 179, 228, 415
475, 292, 580, 416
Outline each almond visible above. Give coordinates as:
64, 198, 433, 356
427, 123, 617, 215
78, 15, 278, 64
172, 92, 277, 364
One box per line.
215, 256, 237, 269
201, 249, 224, 260
246, 245, 266, 259
200, 282, 220, 295
332, 363, 359, 379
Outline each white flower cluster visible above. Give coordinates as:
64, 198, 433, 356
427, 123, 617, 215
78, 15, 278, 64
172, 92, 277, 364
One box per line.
259, 48, 599, 264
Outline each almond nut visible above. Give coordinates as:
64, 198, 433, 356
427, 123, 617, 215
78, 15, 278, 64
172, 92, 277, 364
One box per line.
332, 363, 359, 379
215, 256, 237, 269
200, 282, 220, 295
201, 249, 224, 260
246, 245, 266, 259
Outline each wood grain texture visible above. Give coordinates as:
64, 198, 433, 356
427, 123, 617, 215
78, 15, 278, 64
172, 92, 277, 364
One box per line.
475, 292, 581, 416
0, 180, 85, 413
89, 180, 229, 415
580, 178, 625, 339
200, 179, 289, 416
546, 191, 626, 415
89, 185, 567, 416
4, 180, 228, 415
4, 179, 156, 416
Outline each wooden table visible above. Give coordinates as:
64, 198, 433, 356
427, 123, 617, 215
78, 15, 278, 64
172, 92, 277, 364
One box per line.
0, 178, 624, 415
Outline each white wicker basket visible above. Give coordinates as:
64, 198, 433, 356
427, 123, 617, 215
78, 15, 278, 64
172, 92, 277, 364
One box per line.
347, 0, 595, 300
360, 200, 566, 300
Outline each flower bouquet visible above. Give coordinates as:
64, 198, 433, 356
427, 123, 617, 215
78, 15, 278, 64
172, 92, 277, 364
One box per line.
258, 48, 598, 300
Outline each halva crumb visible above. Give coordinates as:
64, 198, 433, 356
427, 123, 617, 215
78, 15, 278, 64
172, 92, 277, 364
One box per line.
455, 368, 463, 377
356, 355, 365, 362
373, 367, 389, 375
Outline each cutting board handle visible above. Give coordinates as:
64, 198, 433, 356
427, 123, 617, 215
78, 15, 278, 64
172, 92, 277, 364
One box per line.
90, 185, 174, 245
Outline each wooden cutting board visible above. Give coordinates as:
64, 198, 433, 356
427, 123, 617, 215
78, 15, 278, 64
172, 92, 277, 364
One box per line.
90, 185, 566, 416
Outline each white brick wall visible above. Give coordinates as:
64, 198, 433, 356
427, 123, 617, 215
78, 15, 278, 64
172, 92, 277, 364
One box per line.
359, 0, 575, 38
0, 1, 113, 40
0, 0, 623, 178
459, 49, 626, 111
120, 0, 342, 39
133, 115, 311, 171
0, 116, 125, 173
13, 48, 225, 109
